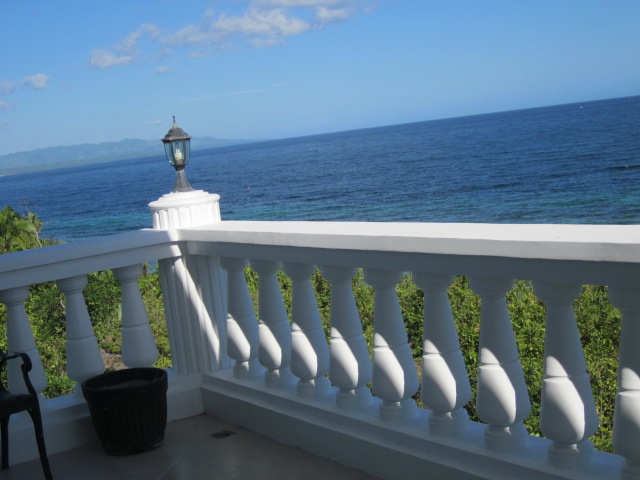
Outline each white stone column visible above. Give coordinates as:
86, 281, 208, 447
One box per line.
364, 269, 419, 423
149, 189, 229, 375
250, 259, 295, 388
113, 264, 159, 367
0, 287, 48, 401
414, 273, 471, 436
470, 277, 530, 451
220, 257, 262, 379
320, 266, 372, 410
609, 286, 640, 480
535, 282, 598, 470
283, 262, 331, 398
57, 275, 105, 395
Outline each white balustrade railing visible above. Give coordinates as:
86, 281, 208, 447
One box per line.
1, 221, 640, 479
182, 221, 640, 479
0, 230, 177, 398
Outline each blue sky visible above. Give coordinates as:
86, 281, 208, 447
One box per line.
1, 0, 639, 156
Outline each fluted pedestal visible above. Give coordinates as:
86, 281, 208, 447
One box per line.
149, 189, 228, 374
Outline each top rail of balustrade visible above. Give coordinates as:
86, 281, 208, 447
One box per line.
0, 229, 181, 290
179, 221, 640, 286
3, 220, 640, 291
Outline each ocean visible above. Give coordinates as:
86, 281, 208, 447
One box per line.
1, 95, 639, 242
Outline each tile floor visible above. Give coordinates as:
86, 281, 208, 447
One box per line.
3, 414, 380, 480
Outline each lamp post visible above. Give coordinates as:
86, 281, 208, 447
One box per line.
161, 116, 193, 192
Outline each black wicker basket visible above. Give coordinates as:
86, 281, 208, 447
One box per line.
82, 368, 168, 455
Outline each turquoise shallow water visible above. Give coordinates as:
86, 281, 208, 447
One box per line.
1, 95, 639, 241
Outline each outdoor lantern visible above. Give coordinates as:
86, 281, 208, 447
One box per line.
161, 116, 193, 192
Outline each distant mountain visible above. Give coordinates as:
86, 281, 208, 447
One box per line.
0, 137, 253, 175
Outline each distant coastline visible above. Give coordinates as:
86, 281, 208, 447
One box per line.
0, 136, 257, 176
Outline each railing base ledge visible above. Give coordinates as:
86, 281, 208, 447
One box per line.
201, 369, 623, 480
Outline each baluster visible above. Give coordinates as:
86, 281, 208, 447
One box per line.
250, 260, 295, 388
57, 275, 105, 395
470, 277, 530, 451
320, 266, 372, 409
283, 262, 331, 398
112, 265, 159, 367
0, 287, 48, 401
535, 282, 598, 469
609, 287, 640, 480
414, 273, 471, 436
364, 269, 419, 423
220, 258, 262, 379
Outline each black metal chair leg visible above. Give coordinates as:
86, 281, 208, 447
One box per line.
0, 351, 53, 479
1, 415, 9, 470
28, 408, 53, 480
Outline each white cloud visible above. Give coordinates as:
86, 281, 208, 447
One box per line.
89, 1, 363, 68
120, 24, 161, 52
164, 8, 311, 47
89, 23, 161, 69
89, 50, 135, 68
214, 8, 311, 37
163, 7, 312, 54
149, 119, 162, 125
23, 73, 50, 89
315, 6, 352, 24
154, 66, 171, 75
0, 74, 50, 113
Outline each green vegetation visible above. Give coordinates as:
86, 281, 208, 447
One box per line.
0, 205, 44, 253
0, 208, 622, 453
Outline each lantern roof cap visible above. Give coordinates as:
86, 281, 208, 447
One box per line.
162, 116, 191, 143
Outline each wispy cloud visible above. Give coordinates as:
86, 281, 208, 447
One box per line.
89, 50, 136, 69
315, 5, 352, 23
23, 73, 50, 89
88, 1, 365, 68
149, 119, 163, 125
90, 24, 161, 69
154, 66, 171, 75
0, 100, 13, 112
0, 74, 51, 94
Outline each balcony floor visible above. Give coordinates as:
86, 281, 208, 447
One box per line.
5, 413, 380, 480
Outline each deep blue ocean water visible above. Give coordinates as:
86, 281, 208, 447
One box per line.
1, 95, 639, 242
